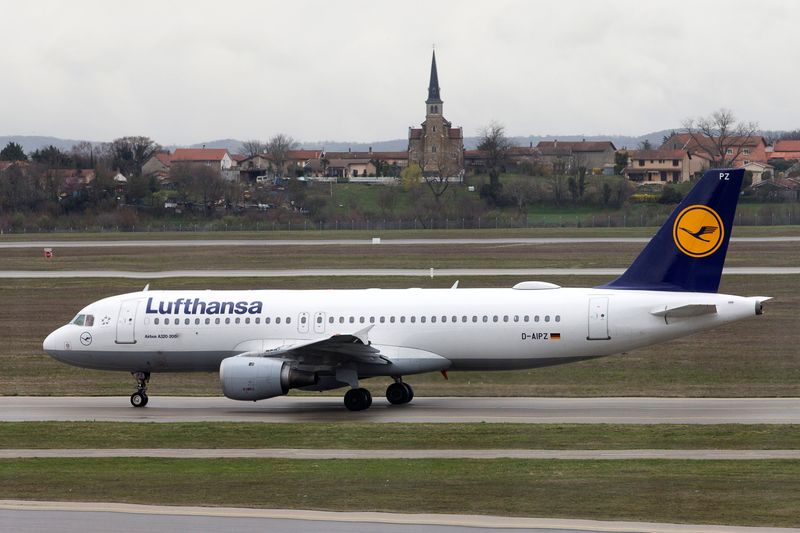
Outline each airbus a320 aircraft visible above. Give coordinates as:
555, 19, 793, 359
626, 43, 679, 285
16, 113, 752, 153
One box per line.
44, 168, 768, 411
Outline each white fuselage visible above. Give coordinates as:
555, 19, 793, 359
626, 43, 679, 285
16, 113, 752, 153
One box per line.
43, 286, 762, 376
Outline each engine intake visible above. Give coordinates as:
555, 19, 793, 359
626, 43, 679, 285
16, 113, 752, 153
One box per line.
220, 357, 317, 401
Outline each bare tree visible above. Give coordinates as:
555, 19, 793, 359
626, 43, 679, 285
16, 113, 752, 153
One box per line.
477, 121, 512, 192
682, 109, 759, 167
417, 145, 461, 204
170, 162, 224, 214
266, 134, 297, 178
239, 139, 267, 158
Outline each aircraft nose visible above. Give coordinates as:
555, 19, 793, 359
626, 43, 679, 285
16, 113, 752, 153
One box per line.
43, 328, 60, 354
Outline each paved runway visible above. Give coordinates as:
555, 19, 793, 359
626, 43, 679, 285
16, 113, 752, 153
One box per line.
3, 396, 799, 424
2, 266, 798, 278
1, 236, 798, 248
1, 501, 796, 533
3, 448, 799, 460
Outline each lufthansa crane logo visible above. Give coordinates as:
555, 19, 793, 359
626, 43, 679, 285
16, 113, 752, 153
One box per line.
79, 332, 93, 346
673, 205, 724, 258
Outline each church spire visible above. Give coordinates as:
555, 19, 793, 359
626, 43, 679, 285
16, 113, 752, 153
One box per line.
426, 50, 442, 104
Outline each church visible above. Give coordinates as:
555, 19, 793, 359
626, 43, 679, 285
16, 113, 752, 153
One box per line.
408, 51, 464, 178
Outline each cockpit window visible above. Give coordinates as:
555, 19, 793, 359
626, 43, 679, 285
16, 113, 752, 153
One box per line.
71, 314, 94, 327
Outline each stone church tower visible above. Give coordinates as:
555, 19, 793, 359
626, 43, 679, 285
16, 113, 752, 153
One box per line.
408, 51, 464, 177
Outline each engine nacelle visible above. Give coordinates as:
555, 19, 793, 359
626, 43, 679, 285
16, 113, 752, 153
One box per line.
220, 357, 316, 401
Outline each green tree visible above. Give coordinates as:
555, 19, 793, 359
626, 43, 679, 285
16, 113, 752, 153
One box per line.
0, 142, 27, 161
637, 139, 653, 150
614, 150, 628, 175
31, 145, 71, 167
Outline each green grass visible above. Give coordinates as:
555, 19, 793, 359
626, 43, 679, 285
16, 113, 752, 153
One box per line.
2, 274, 798, 397
2, 225, 800, 241
1, 422, 798, 450
2, 458, 799, 526
1, 239, 796, 271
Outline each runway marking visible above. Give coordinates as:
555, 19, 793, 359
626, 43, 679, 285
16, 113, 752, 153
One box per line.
0, 500, 797, 532
2, 449, 800, 460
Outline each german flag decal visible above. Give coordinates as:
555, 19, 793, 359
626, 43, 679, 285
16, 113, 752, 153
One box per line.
550, 333, 561, 340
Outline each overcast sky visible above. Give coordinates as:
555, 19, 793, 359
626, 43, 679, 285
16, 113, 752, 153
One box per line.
2, 0, 798, 145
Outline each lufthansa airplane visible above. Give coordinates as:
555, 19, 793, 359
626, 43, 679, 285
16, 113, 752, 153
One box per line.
44, 168, 768, 410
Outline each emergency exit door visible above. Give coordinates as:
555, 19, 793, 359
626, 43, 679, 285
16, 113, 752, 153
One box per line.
587, 297, 610, 340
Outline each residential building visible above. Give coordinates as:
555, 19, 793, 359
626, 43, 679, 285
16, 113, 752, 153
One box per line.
743, 161, 774, 185
660, 133, 768, 166
622, 149, 696, 183
408, 51, 464, 178
535, 140, 617, 173
768, 139, 800, 161
142, 152, 171, 178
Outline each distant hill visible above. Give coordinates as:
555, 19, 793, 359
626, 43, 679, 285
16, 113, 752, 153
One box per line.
0, 128, 776, 156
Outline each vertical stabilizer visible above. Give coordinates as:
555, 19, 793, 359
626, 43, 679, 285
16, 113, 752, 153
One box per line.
601, 168, 744, 293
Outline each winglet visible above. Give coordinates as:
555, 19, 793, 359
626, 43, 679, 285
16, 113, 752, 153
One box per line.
451, 280, 459, 289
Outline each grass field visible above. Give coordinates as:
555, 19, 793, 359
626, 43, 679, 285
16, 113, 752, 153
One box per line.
1, 458, 798, 526
1, 422, 798, 450
2, 225, 800, 241
1, 274, 797, 397
1, 239, 797, 271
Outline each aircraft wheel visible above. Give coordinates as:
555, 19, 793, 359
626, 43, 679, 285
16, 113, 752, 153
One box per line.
130, 391, 148, 408
386, 382, 409, 405
344, 388, 371, 411
402, 383, 414, 403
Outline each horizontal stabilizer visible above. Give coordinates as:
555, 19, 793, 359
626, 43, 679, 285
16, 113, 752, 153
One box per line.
651, 303, 717, 320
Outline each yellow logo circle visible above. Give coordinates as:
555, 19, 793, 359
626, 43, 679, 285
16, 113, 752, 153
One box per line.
672, 205, 724, 258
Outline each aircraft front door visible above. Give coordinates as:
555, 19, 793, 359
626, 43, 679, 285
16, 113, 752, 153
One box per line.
587, 297, 610, 340
116, 299, 140, 344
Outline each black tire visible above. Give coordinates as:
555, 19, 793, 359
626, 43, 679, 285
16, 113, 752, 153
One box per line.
386, 382, 408, 405
362, 388, 372, 408
402, 383, 414, 403
130, 391, 147, 408
344, 388, 367, 411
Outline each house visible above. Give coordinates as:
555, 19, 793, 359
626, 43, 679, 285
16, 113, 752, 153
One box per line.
768, 139, 800, 161
142, 152, 171, 178
622, 149, 697, 183
171, 148, 236, 181
743, 161, 774, 185
536, 140, 617, 173
660, 133, 768, 166
748, 177, 800, 201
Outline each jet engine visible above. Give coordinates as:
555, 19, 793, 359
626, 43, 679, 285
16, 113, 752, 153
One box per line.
220, 357, 317, 401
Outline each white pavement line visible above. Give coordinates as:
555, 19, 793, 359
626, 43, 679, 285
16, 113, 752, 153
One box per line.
1, 267, 798, 278
3, 449, 800, 460
0, 500, 797, 533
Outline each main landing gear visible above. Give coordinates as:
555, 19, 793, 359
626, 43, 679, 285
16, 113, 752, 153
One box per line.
342, 379, 415, 411
130, 371, 150, 407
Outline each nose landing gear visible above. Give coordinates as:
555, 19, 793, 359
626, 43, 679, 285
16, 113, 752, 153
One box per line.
130, 371, 150, 407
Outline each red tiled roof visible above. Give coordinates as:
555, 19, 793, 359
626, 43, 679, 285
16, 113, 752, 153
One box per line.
663, 133, 765, 150
769, 152, 800, 160
155, 153, 171, 166
171, 148, 229, 162
536, 141, 616, 152
448, 128, 462, 139
773, 140, 800, 152
287, 149, 322, 160
230, 154, 248, 162
409, 128, 423, 140
369, 151, 408, 160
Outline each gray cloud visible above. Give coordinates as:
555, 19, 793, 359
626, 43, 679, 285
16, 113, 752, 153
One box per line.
1, 0, 798, 145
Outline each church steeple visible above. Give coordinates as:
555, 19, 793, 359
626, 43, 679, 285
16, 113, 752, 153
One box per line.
426, 50, 442, 105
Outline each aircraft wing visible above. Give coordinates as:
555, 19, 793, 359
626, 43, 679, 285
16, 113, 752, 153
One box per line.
257, 325, 390, 365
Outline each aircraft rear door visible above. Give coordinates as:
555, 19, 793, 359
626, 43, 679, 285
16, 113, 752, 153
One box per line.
116, 299, 140, 344
587, 296, 610, 340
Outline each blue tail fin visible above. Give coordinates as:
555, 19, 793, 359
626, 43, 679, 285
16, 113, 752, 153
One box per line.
601, 168, 744, 293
